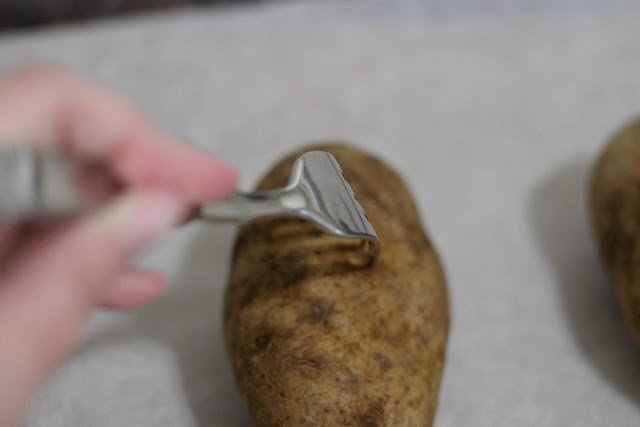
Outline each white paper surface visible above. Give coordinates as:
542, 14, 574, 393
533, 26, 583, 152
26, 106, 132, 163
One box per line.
0, 1, 637, 425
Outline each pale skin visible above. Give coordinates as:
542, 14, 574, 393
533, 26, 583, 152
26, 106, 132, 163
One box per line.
0, 67, 238, 426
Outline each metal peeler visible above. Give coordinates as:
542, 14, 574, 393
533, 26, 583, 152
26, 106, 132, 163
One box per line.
0, 148, 381, 263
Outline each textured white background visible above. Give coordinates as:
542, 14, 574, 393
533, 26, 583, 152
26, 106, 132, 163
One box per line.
0, 1, 638, 425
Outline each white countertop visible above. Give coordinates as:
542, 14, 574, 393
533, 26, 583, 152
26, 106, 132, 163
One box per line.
2, 1, 639, 425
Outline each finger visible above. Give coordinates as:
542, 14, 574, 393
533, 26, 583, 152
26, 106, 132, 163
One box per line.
72, 162, 122, 202
0, 225, 22, 260
96, 268, 166, 311
0, 191, 185, 425
0, 66, 237, 203
0, 66, 145, 149
0, 218, 77, 271
0, 221, 61, 270
113, 134, 238, 202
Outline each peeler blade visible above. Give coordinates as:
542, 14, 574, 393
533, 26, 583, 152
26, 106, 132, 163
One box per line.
201, 151, 381, 264
291, 151, 378, 239
292, 151, 381, 264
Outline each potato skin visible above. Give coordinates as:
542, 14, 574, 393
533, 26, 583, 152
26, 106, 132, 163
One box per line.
224, 144, 449, 426
591, 119, 640, 344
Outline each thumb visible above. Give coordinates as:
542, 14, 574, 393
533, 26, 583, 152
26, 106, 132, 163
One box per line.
0, 191, 185, 426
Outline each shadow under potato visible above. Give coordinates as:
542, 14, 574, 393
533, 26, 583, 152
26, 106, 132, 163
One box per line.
528, 158, 640, 405
82, 223, 252, 427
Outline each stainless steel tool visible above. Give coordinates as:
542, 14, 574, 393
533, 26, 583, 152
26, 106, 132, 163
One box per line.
0, 148, 380, 263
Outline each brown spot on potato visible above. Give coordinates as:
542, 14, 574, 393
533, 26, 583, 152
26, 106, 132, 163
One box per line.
254, 333, 272, 352
298, 298, 335, 323
388, 323, 410, 347
345, 376, 361, 391
344, 341, 362, 355
281, 263, 309, 288
369, 326, 382, 339
356, 399, 385, 427
373, 353, 393, 373
308, 228, 324, 237
418, 331, 430, 346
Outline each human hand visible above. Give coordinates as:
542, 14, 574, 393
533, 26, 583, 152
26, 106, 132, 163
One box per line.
0, 67, 237, 426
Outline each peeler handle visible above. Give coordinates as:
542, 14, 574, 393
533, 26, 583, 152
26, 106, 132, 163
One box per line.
199, 188, 307, 224
0, 147, 91, 221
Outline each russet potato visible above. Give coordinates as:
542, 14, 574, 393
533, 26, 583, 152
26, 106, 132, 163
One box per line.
224, 145, 449, 426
